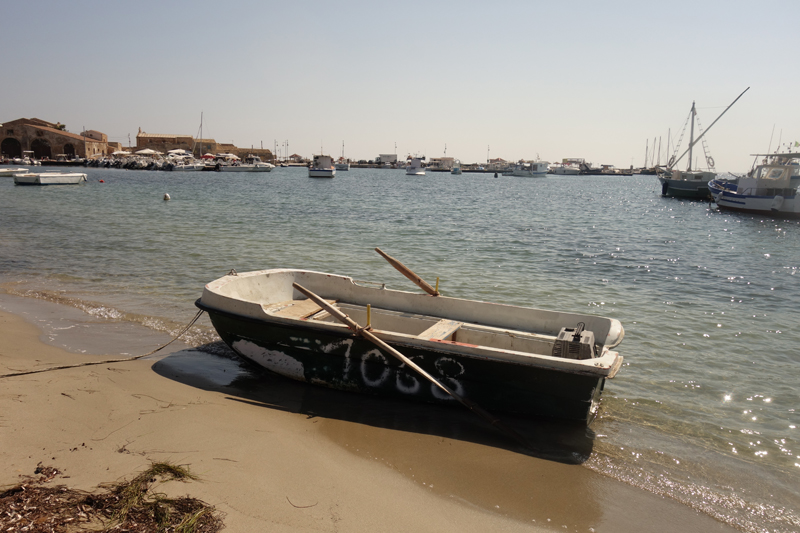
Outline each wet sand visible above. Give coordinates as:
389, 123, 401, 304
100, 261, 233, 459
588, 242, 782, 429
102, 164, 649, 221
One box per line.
0, 295, 738, 532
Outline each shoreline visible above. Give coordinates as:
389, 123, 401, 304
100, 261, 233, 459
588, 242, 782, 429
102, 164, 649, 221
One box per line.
0, 293, 737, 532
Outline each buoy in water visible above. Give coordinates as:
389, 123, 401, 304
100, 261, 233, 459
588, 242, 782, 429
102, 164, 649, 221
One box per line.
163, 193, 171, 201
99, 179, 105, 183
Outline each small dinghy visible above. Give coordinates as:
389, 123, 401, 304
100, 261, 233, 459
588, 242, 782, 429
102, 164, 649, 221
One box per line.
197, 249, 624, 424
0, 167, 30, 177
13, 172, 88, 185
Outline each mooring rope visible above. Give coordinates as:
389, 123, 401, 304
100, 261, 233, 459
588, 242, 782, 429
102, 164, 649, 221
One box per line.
0, 310, 205, 379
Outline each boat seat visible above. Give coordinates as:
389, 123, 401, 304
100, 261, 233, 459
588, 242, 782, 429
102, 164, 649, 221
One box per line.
417, 319, 463, 341
266, 299, 338, 320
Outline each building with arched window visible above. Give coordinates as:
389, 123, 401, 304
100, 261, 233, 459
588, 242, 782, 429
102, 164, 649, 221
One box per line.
1, 118, 112, 159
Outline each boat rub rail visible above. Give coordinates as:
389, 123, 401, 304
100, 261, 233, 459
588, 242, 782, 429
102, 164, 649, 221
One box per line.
196, 296, 623, 379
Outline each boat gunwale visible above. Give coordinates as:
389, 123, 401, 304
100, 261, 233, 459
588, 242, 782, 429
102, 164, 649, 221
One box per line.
203, 268, 623, 340
195, 296, 622, 379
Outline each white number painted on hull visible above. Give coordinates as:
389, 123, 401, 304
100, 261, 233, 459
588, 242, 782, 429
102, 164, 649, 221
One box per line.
360, 349, 391, 387
431, 357, 465, 400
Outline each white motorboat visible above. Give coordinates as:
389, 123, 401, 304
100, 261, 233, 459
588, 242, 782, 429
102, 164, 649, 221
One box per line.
0, 167, 29, 177
451, 159, 462, 175
309, 154, 336, 178
510, 160, 548, 177
549, 164, 580, 175
709, 153, 800, 217
22, 151, 41, 166
172, 162, 206, 171
14, 172, 87, 185
217, 155, 274, 172
406, 157, 425, 175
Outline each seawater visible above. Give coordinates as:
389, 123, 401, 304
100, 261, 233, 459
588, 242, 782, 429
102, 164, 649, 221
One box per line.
1, 167, 798, 532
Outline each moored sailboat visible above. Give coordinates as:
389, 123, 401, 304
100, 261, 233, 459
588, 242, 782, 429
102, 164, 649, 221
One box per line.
335, 141, 350, 171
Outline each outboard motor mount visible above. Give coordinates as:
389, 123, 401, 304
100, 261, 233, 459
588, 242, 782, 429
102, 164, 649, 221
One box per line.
552, 322, 596, 360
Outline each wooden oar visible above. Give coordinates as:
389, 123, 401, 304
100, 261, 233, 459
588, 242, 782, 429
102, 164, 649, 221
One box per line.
292, 282, 529, 448
375, 247, 440, 296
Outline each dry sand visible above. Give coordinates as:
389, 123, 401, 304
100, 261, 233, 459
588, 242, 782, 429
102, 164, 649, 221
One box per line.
0, 299, 738, 532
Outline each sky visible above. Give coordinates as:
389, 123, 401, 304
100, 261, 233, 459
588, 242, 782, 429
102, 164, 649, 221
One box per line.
2, 0, 799, 171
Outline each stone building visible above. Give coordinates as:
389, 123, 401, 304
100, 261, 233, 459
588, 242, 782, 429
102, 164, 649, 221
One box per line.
136, 128, 273, 162
135, 129, 195, 154
1, 118, 109, 159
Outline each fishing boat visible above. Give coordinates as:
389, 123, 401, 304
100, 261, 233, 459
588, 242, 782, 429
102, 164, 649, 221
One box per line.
405, 157, 425, 175
196, 251, 625, 424
0, 167, 29, 177
709, 152, 800, 217
13, 172, 87, 185
657, 88, 748, 198
309, 154, 336, 178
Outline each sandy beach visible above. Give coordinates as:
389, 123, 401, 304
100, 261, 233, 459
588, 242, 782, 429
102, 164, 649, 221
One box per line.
0, 295, 737, 532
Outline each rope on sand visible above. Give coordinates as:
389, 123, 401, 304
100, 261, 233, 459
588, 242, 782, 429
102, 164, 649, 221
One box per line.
0, 310, 205, 379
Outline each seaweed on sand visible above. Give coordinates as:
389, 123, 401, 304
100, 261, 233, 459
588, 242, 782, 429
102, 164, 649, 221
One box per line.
0, 461, 223, 532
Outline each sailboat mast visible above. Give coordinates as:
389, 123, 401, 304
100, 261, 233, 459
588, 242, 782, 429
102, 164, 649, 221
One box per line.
657, 137, 662, 166
651, 137, 657, 167
671, 87, 749, 171
688, 102, 695, 171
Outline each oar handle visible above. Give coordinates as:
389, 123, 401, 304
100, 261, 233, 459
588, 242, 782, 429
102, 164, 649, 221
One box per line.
375, 248, 439, 296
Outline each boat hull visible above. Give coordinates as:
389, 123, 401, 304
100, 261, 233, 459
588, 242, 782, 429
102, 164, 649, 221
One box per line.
657, 170, 715, 199
510, 171, 547, 177
172, 164, 205, 171
657, 176, 711, 199
550, 167, 580, 175
309, 168, 336, 178
709, 179, 800, 217
200, 303, 607, 423
218, 164, 272, 172
13, 173, 87, 185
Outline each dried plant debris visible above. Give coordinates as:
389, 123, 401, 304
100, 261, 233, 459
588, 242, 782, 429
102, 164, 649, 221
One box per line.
0, 461, 223, 532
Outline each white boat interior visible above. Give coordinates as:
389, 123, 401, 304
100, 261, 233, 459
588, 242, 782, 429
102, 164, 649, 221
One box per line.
202, 269, 624, 377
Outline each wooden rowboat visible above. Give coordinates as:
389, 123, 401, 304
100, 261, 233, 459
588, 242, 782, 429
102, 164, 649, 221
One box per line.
197, 265, 624, 424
